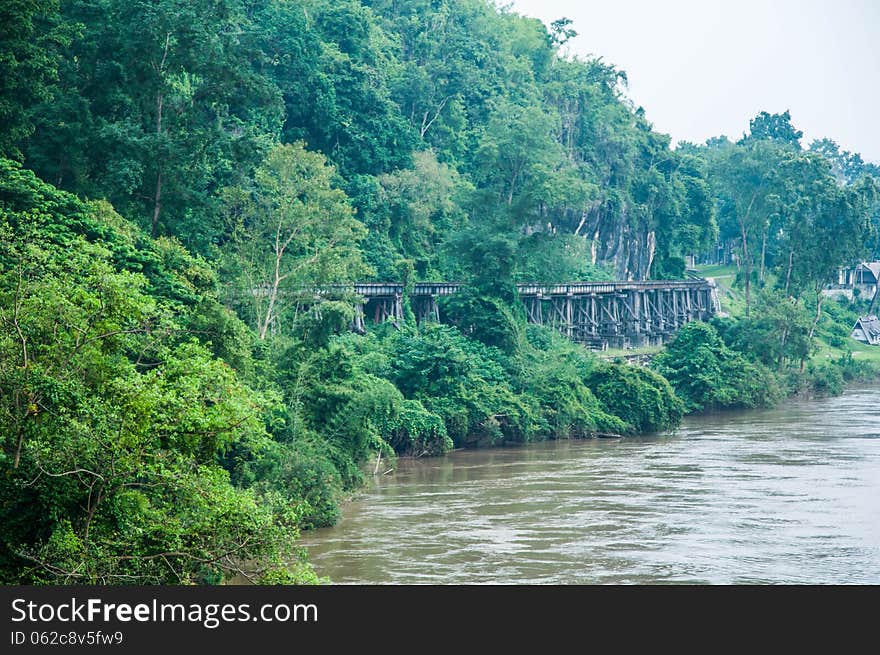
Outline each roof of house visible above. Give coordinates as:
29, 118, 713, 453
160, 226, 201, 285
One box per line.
852, 315, 880, 343
856, 262, 880, 281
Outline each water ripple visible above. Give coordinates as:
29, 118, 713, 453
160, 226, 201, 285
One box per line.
301, 386, 880, 584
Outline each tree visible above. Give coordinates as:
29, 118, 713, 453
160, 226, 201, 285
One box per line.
549, 18, 577, 47
651, 152, 718, 278
222, 142, 371, 340
474, 98, 564, 209
739, 110, 803, 148
651, 322, 782, 411
377, 149, 469, 278
704, 139, 783, 313
282, 0, 418, 176
809, 138, 868, 185
0, 162, 315, 584
25, 0, 283, 251
772, 152, 874, 343
0, 0, 68, 159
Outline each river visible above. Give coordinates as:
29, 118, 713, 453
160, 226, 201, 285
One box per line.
300, 386, 880, 584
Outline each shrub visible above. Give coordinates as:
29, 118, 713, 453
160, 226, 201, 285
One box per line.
807, 362, 845, 396
586, 362, 684, 432
652, 322, 783, 411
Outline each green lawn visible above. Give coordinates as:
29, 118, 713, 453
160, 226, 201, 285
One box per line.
693, 263, 743, 315
693, 263, 737, 279
814, 337, 880, 364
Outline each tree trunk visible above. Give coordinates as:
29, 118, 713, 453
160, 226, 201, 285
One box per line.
778, 327, 788, 367
13, 425, 24, 469
151, 34, 170, 237
259, 244, 284, 340
507, 167, 518, 205
759, 228, 767, 284
808, 290, 824, 342
739, 223, 752, 316
739, 191, 759, 316
259, 279, 279, 341
152, 169, 162, 238
784, 250, 794, 294
152, 87, 164, 237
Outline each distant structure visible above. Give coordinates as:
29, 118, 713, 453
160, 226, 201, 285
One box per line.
824, 262, 880, 300
851, 315, 880, 346
347, 279, 719, 350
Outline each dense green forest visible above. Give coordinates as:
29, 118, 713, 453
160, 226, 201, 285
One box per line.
2, 0, 879, 584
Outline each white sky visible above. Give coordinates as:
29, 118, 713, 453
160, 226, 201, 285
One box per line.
508, 0, 880, 162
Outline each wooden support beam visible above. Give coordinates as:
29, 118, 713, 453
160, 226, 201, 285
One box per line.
337, 278, 716, 350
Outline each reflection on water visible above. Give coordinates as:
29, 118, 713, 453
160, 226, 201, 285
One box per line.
300, 387, 880, 584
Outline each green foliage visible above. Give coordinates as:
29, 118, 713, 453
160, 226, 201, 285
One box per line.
10, 0, 724, 284
273, 332, 453, 485
830, 350, 879, 383
220, 142, 371, 341
390, 399, 452, 456
805, 361, 844, 396
374, 324, 538, 446
651, 322, 783, 411
0, 163, 320, 584
0, 160, 217, 309
25, 0, 285, 248
739, 110, 803, 147
0, 0, 70, 159
0, 245, 298, 583
520, 326, 629, 437
377, 150, 469, 278
4, 0, 879, 587
439, 289, 524, 354
517, 233, 610, 283
585, 362, 684, 433
712, 289, 812, 367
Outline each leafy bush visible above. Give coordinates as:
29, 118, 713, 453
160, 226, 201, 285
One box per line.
833, 351, 880, 381
806, 362, 845, 396
0, 232, 305, 583
439, 289, 524, 355
652, 322, 783, 411
520, 326, 628, 437
585, 362, 684, 433
712, 290, 811, 368
377, 324, 539, 446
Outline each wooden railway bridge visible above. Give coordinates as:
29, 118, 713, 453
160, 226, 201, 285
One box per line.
346, 279, 719, 349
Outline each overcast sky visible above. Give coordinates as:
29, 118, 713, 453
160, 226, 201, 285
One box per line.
509, 0, 880, 162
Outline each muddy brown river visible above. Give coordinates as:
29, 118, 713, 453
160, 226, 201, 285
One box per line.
300, 386, 880, 583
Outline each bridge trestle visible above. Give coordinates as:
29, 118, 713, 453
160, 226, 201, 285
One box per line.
512, 281, 716, 349
333, 280, 716, 349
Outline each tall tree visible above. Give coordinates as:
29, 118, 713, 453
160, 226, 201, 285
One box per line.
222, 142, 370, 340
739, 110, 803, 148
0, 160, 312, 584
25, 0, 283, 252
704, 139, 783, 314
0, 0, 68, 159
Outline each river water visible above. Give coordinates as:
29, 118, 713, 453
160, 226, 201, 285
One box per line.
300, 386, 880, 584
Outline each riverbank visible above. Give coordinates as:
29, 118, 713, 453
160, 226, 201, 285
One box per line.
343, 291, 880, 474
300, 385, 880, 584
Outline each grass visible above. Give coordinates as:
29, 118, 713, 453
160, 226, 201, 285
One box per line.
813, 336, 880, 364
694, 264, 880, 367
693, 263, 743, 315
693, 263, 737, 279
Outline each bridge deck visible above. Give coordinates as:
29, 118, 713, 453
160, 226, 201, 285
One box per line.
347, 279, 712, 297
274, 278, 719, 350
